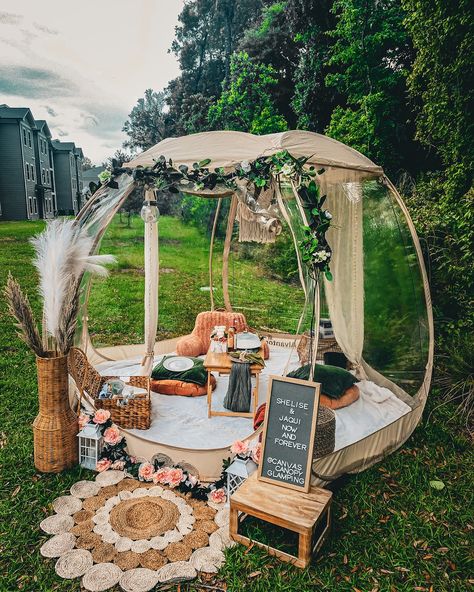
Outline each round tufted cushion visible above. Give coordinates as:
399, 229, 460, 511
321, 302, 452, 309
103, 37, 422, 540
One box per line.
150, 374, 216, 397
175, 335, 203, 358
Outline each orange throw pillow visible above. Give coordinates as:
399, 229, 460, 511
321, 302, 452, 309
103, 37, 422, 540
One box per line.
320, 384, 360, 409
150, 374, 217, 397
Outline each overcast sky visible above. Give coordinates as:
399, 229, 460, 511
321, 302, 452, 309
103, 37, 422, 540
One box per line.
0, 0, 184, 163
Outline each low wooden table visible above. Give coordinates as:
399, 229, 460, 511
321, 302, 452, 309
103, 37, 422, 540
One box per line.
203, 348, 264, 419
229, 473, 332, 568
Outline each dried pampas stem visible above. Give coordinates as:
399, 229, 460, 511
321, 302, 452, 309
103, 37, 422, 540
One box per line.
5, 274, 46, 357
30, 219, 116, 355
56, 277, 82, 356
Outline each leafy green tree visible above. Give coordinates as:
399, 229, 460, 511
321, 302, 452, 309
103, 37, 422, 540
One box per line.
325, 0, 423, 175
123, 89, 173, 152
208, 51, 288, 134
239, 2, 299, 126
288, 0, 341, 132
167, 0, 260, 134
403, 0, 473, 199
402, 0, 474, 354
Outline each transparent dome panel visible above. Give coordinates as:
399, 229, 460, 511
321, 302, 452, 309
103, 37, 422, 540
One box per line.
362, 180, 429, 396
221, 221, 307, 335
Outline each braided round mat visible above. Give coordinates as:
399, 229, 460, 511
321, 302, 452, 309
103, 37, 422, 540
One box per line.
110, 497, 179, 540
40, 471, 233, 590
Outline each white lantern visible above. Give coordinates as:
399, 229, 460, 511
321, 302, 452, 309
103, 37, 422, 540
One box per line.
225, 457, 258, 502
140, 200, 159, 223
77, 423, 103, 470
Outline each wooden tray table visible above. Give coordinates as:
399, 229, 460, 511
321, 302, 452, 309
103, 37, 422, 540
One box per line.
203, 347, 264, 419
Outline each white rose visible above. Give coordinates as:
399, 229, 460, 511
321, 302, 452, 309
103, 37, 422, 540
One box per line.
240, 160, 251, 173
324, 210, 332, 219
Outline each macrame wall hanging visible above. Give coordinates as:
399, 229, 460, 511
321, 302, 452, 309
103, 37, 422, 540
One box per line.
235, 184, 282, 244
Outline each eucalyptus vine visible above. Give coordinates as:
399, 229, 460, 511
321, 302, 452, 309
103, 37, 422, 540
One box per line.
102, 149, 332, 278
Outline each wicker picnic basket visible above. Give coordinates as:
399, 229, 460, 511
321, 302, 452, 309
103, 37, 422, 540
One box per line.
33, 352, 78, 472
68, 348, 151, 430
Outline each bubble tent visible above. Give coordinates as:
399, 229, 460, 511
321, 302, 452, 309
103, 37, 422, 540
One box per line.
72, 130, 434, 483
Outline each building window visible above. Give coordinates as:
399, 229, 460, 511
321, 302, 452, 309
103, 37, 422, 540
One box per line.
28, 130, 32, 147
42, 169, 45, 183
25, 162, 30, 180
27, 196, 33, 216
23, 128, 27, 145
33, 197, 38, 214
31, 164, 35, 181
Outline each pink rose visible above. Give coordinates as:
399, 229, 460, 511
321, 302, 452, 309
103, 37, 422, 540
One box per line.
138, 461, 155, 482
209, 488, 226, 504
78, 413, 90, 430
103, 426, 123, 446
153, 467, 170, 485
230, 440, 248, 456
165, 468, 185, 488
252, 442, 262, 464
129, 456, 137, 464
96, 458, 111, 472
111, 460, 125, 470
93, 409, 111, 424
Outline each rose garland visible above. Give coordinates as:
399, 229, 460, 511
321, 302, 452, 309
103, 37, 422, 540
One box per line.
79, 411, 260, 505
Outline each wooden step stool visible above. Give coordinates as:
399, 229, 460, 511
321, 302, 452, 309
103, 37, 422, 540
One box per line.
229, 473, 332, 568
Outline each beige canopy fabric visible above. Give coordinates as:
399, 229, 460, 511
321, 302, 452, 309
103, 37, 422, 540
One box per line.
124, 130, 384, 178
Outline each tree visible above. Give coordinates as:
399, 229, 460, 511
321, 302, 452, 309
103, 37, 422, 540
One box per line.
403, 0, 474, 199
402, 0, 474, 352
325, 0, 424, 176
167, 0, 261, 133
208, 51, 288, 134
238, 2, 298, 126
82, 156, 94, 170
122, 89, 173, 152
288, 0, 342, 132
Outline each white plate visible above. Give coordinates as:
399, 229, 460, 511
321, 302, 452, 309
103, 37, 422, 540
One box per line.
235, 332, 261, 350
163, 356, 194, 372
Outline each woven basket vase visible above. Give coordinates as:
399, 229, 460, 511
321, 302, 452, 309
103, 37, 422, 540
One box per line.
33, 353, 78, 472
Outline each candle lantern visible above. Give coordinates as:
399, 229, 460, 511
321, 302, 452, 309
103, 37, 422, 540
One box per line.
225, 457, 258, 502
77, 423, 103, 470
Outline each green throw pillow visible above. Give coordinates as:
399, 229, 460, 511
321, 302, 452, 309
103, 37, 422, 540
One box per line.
151, 356, 208, 386
287, 364, 358, 399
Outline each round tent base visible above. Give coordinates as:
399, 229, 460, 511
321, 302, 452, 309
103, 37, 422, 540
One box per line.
75, 339, 421, 483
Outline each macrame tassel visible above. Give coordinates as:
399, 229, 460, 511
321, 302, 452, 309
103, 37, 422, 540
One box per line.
223, 361, 252, 412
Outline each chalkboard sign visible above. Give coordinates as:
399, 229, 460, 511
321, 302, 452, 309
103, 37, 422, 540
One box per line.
258, 375, 320, 493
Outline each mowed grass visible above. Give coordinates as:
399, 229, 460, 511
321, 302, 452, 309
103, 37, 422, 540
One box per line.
88, 215, 305, 346
0, 217, 472, 592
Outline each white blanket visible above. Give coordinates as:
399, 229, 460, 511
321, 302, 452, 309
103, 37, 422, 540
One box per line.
96, 348, 411, 452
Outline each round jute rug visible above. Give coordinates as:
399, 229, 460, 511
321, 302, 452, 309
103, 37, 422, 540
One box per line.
40, 471, 233, 591
109, 497, 179, 540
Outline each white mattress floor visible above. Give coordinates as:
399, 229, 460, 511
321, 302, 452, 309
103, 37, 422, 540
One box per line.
96, 347, 411, 452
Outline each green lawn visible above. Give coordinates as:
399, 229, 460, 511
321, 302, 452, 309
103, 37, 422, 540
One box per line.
0, 218, 472, 591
